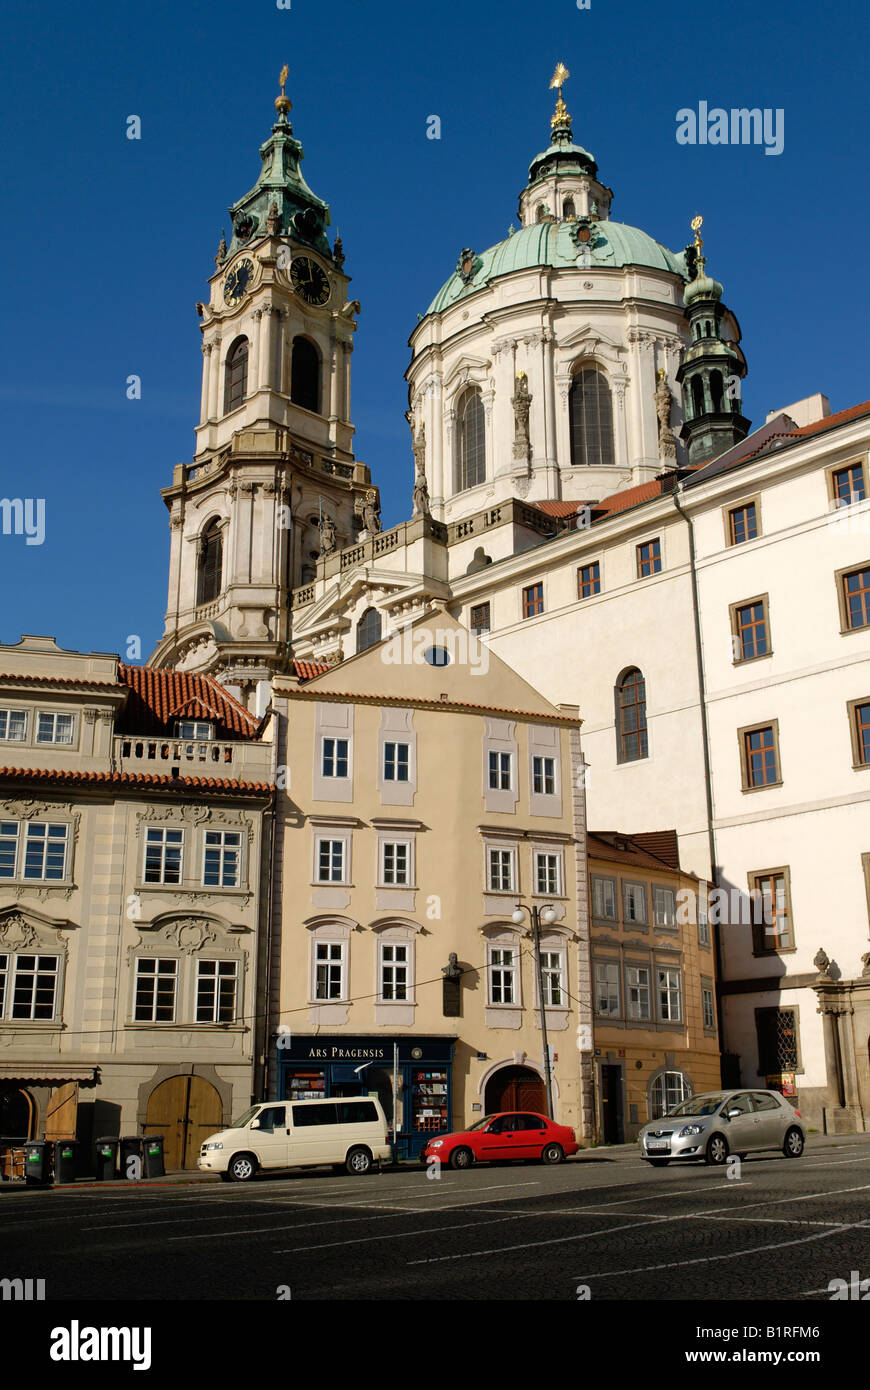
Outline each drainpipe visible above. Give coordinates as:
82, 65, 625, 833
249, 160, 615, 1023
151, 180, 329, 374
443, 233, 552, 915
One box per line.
258, 707, 279, 1102
671, 482, 727, 1080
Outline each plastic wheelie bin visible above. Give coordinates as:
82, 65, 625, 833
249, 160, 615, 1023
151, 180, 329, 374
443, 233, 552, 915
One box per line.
53, 1139, 77, 1184
95, 1137, 119, 1180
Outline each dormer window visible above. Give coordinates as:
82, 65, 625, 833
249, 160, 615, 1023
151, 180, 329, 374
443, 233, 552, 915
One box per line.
176, 721, 214, 740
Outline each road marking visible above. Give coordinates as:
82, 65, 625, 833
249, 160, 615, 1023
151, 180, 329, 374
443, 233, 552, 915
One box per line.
273, 1213, 529, 1254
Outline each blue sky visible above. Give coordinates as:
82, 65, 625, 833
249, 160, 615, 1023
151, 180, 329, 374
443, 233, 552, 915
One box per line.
1, 0, 867, 658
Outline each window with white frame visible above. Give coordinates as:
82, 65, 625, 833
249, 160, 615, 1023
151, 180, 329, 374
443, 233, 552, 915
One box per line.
595, 960, 620, 1017
0, 822, 17, 878
381, 841, 410, 886
488, 946, 516, 1004
134, 957, 177, 1022
623, 880, 648, 924
0, 952, 60, 1020
650, 1070, 691, 1119
23, 823, 69, 881
532, 756, 556, 796
322, 737, 349, 778
535, 851, 561, 896
203, 831, 241, 888
176, 720, 214, 740
541, 950, 565, 1006
316, 838, 346, 883
383, 741, 410, 782
0, 709, 27, 742
314, 941, 345, 1000
653, 886, 677, 927
380, 942, 409, 1001
657, 966, 682, 1022
488, 750, 512, 790
488, 847, 515, 892
36, 711, 75, 745
702, 984, 715, 1030
591, 875, 617, 920
144, 828, 183, 885
626, 964, 651, 1020
196, 959, 239, 1022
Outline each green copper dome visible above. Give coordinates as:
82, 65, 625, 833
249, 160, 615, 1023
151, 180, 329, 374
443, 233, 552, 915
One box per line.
684, 270, 724, 306
425, 221, 687, 316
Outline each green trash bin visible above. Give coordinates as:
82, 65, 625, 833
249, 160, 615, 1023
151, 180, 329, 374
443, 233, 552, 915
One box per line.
143, 1134, 165, 1178
53, 1139, 77, 1184
24, 1140, 51, 1185
95, 1137, 119, 1181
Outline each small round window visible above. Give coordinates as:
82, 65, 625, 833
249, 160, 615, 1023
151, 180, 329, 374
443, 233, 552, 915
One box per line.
423, 646, 451, 667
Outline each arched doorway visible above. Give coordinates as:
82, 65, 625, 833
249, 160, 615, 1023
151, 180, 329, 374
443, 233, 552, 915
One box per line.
0, 1086, 34, 1137
145, 1076, 223, 1171
484, 1065, 545, 1114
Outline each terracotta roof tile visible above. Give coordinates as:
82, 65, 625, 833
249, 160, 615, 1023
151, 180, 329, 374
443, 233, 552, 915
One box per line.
792, 398, 870, 436
118, 665, 259, 739
532, 500, 593, 518
0, 673, 120, 691
277, 686, 581, 725
292, 659, 331, 682
596, 480, 663, 517
588, 829, 692, 875
0, 767, 271, 794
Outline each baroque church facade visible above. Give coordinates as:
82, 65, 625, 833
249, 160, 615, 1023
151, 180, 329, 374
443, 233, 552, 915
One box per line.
143, 70, 870, 1136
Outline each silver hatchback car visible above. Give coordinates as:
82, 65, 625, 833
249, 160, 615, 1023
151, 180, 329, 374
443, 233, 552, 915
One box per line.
638, 1088, 805, 1166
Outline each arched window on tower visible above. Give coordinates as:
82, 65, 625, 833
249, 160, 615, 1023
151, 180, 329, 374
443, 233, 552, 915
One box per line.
356, 607, 382, 653
710, 370, 724, 413
563, 198, 576, 220
291, 337, 320, 413
691, 376, 706, 418
536, 203, 546, 224
224, 337, 248, 414
615, 667, 648, 763
569, 366, 615, 467
196, 518, 223, 607
456, 387, 486, 492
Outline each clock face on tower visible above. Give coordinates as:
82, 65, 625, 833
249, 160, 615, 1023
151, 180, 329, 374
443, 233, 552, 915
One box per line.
290, 256, 330, 306
223, 258, 254, 307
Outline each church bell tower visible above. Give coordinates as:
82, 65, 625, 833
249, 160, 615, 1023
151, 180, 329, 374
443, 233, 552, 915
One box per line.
151, 69, 376, 706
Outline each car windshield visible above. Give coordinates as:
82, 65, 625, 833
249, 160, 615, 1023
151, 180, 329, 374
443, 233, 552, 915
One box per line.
231, 1105, 260, 1128
466, 1115, 498, 1131
664, 1093, 727, 1118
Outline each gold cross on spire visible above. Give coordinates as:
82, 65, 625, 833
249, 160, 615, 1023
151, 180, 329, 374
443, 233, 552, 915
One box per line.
691, 214, 704, 254
549, 63, 572, 132
275, 64, 292, 116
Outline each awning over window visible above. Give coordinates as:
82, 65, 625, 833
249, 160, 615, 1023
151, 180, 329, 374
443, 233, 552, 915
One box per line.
0, 1065, 98, 1084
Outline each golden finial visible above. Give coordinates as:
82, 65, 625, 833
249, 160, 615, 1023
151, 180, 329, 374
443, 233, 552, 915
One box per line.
691, 214, 704, 254
275, 64, 292, 116
549, 62, 572, 132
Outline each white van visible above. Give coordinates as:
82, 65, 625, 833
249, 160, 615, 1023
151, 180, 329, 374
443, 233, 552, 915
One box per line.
198, 1096, 391, 1181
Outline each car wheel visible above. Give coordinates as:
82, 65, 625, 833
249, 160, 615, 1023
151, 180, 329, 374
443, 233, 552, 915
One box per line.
345, 1147, 372, 1176
705, 1134, 729, 1166
783, 1127, 804, 1158
645, 1158, 670, 1167
228, 1152, 257, 1182
449, 1146, 473, 1170
540, 1142, 564, 1165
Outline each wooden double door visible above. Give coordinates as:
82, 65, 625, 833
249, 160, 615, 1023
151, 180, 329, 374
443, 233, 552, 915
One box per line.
484, 1066, 546, 1115
145, 1075, 223, 1170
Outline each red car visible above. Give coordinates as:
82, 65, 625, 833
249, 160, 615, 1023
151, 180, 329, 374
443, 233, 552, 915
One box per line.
422, 1111, 578, 1169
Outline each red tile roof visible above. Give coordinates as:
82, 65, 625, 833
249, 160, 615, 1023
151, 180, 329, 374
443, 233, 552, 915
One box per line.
277, 685, 582, 725
589, 829, 692, 875
533, 500, 594, 518
793, 398, 870, 437
628, 829, 681, 870
292, 659, 331, 682
596, 480, 663, 517
0, 767, 271, 794
118, 665, 259, 739
0, 674, 119, 691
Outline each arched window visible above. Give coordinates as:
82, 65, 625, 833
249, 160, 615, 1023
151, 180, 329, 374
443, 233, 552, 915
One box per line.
710, 370, 724, 413
569, 366, 614, 467
563, 198, 575, 220
649, 1070, 691, 1119
356, 607, 382, 653
536, 203, 546, 223
691, 376, 706, 418
291, 337, 320, 413
456, 388, 486, 492
197, 518, 223, 606
615, 667, 648, 762
224, 337, 248, 414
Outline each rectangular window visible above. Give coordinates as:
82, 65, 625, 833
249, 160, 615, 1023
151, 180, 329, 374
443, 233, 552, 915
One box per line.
653, 886, 677, 927
322, 737, 349, 778
202, 830, 241, 887
134, 957, 177, 1022
176, 720, 214, 740
470, 602, 491, 635
840, 566, 870, 631
23, 823, 68, 881
488, 848, 514, 892
751, 870, 793, 952
196, 959, 238, 1022
622, 880, 648, 925
0, 709, 27, 742
850, 700, 870, 767
144, 828, 183, 885
698, 893, 710, 947
729, 501, 759, 545
591, 875, 617, 920
756, 1006, 799, 1073
541, 951, 564, 1007
657, 967, 682, 1023
488, 947, 515, 1005
0, 821, 20, 879
317, 838, 346, 883
383, 741, 410, 782
741, 723, 781, 789
637, 538, 661, 577
732, 597, 770, 661
832, 463, 866, 507
0, 953, 6, 1016
36, 712, 74, 745
702, 986, 715, 1030
522, 582, 544, 619
9, 954, 59, 1020
315, 942, 344, 1000
381, 841, 409, 886
594, 960, 620, 1018
535, 852, 561, 896
578, 562, 601, 598
380, 943, 408, 1001
488, 750, 512, 790
626, 964, 651, 1021
532, 756, 556, 795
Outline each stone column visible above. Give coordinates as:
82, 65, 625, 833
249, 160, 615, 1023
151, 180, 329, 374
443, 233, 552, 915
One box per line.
207, 336, 221, 421
543, 326, 557, 470
200, 343, 212, 424
258, 306, 274, 391
249, 308, 262, 392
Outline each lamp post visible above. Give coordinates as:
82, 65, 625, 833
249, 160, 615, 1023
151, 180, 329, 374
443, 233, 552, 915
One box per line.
512, 901, 557, 1119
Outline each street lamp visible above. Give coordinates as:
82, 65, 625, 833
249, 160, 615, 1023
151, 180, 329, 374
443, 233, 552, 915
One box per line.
512, 901, 557, 1119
